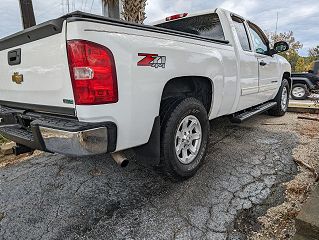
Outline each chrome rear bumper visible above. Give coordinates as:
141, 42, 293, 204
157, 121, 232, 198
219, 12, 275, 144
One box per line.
39, 127, 108, 156
0, 104, 117, 156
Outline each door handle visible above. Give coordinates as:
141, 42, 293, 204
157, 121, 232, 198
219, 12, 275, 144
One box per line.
260, 61, 267, 66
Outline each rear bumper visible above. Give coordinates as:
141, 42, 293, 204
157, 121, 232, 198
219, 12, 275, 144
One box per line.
0, 105, 117, 156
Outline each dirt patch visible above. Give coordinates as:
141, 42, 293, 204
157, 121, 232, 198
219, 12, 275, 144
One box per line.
248, 114, 319, 240
0, 150, 42, 168
233, 184, 287, 235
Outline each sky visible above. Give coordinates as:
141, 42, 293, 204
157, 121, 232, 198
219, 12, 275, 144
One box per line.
0, 0, 317, 56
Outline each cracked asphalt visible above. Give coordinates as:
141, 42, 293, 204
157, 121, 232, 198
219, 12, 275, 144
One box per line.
0, 114, 299, 240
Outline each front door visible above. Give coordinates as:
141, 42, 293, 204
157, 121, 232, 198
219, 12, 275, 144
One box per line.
232, 16, 260, 111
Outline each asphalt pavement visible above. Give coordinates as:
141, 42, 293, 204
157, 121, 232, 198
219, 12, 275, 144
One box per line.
0, 114, 299, 240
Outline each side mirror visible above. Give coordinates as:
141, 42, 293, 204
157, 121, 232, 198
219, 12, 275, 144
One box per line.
271, 41, 289, 55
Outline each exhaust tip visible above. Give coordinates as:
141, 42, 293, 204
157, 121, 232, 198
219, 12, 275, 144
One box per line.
111, 152, 129, 168
120, 159, 129, 168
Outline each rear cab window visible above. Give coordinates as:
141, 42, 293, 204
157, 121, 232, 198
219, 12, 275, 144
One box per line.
155, 13, 225, 41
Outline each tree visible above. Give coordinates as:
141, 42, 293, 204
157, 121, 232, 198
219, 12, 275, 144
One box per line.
122, 0, 147, 24
102, 0, 147, 24
267, 31, 303, 72
101, 0, 121, 19
295, 57, 306, 72
309, 45, 319, 61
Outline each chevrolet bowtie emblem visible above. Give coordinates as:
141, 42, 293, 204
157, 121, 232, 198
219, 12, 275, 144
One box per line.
12, 72, 23, 84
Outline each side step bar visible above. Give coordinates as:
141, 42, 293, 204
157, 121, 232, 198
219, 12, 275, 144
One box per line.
230, 102, 277, 124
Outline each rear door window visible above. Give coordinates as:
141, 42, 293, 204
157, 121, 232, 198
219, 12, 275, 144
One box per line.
232, 17, 251, 51
156, 13, 225, 41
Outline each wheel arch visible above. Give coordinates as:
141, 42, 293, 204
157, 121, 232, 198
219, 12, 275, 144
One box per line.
283, 72, 292, 90
292, 77, 315, 89
133, 76, 214, 166
160, 76, 214, 114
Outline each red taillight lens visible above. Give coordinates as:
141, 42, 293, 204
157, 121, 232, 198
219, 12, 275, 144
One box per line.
67, 40, 118, 105
166, 13, 188, 21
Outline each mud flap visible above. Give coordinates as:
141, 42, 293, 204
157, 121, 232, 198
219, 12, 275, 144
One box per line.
133, 116, 161, 166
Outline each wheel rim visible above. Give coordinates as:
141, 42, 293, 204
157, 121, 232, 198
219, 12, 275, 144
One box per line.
292, 86, 306, 98
281, 87, 288, 111
175, 115, 202, 165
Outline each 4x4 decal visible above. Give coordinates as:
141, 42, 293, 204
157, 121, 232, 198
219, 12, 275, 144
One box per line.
137, 53, 166, 69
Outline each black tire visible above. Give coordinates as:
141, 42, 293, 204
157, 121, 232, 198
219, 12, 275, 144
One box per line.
268, 79, 290, 117
160, 97, 209, 180
291, 84, 309, 100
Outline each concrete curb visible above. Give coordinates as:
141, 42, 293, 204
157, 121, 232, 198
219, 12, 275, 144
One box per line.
0, 142, 15, 155
288, 100, 319, 114
288, 107, 319, 114
294, 184, 319, 239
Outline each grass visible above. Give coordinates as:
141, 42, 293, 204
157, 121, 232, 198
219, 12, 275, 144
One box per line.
0, 135, 8, 144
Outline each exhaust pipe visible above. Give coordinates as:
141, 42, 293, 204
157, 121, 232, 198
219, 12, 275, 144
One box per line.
111, 152, 129, 168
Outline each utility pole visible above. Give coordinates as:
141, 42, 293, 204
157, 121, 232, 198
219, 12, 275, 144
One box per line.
66, 0, 70, 13
101, 0, 123, 19
19, 0, 36, 29
275, 12, 279, 36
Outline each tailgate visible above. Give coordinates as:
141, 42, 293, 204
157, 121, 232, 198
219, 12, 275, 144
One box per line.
0, 18, 75, 115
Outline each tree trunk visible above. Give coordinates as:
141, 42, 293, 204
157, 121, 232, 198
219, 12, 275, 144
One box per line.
101, 0, 147, 24
101, 0, 121, 19
122, 0, 147, 24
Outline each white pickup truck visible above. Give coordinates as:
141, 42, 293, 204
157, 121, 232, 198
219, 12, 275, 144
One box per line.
0, 8, 291, 179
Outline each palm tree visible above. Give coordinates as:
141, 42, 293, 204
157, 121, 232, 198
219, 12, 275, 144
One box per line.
122, 0, 147, 24
102, 0, 147, 24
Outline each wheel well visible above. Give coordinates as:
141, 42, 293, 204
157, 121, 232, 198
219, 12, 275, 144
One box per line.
161, 76, 213, 113
283, 72, 292, 90
292, 80, 309, 87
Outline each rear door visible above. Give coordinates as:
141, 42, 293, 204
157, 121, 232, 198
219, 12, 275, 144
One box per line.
231, 16, 259, 111
0, 19, 75, 114
247, 22, 280, 101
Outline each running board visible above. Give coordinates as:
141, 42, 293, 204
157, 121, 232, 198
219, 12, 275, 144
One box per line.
230, 102, 277, 124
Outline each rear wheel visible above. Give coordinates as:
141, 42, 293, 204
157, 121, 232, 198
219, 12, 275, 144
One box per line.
160, 97, 209, 180
268, 79, 290, 116
291, 84, 309, 100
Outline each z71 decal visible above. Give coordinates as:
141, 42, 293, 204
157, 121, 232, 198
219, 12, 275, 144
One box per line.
137, 53, 166, 69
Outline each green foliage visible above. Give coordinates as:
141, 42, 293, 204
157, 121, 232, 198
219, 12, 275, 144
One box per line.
295, 57, 306, 72
309, 45, 319, 57
308, 45, 319, 62
0, 135, 8, 144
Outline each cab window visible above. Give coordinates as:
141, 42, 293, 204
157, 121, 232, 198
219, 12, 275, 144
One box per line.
156, 13, 225, 41
248, 23, 269, 55
231, 16, 251, 51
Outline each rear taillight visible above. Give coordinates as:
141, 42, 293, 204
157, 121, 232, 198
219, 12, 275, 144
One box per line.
67, 40, 118, 105
166, 13, 188, 21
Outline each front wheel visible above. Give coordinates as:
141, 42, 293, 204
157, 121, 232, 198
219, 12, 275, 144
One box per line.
160, 98, 209, 180
268, 79, 290, 116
